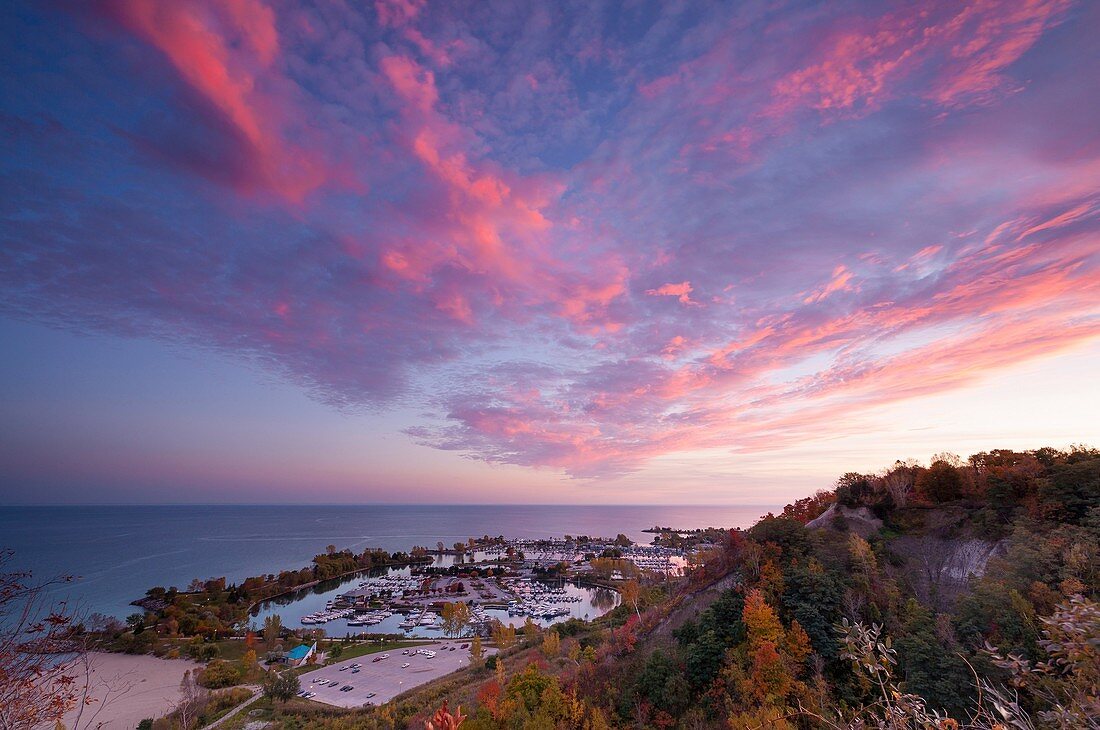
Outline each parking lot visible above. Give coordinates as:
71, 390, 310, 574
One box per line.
298, 641, 497, 708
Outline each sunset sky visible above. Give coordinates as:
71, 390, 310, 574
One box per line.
1, 0, 1098, 505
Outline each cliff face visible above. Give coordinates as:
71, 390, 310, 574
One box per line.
807, 504, 1006, 610
888, 535, 1006, 610
805, 504, 883, 537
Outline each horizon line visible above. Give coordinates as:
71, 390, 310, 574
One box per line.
0, 502, 782, 508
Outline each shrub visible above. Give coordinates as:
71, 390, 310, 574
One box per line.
197, 659, 242, 689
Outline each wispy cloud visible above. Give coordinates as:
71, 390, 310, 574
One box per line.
1, 0, 1097, 482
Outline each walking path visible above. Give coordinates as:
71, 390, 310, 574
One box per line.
205, 685, 260, 729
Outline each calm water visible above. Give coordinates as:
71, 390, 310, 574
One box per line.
249, 565, 622, 637
0, 504, 772, 619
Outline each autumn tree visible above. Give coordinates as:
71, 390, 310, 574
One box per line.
619, 578, 641, 618
441, 602, 471, 638
469, 635, 483, 663
541, 629, 561, 658
0, 550, 88, 729
780, 490, 837, 523
491, 621, 516, 650
426, 700, 466, 729
735, 589, 810, 709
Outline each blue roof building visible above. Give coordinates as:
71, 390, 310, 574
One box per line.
285, 642, 316, 666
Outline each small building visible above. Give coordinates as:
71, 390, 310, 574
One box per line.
285, 642, 316, 667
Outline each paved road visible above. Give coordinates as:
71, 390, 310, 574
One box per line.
299, 642, 495, 708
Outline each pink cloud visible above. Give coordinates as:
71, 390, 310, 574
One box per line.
768, 0, 1073, 119
646, 281, 697, 305
802, 266, 857, 304
99, 0, 348, 202
7, 0, 1098, 489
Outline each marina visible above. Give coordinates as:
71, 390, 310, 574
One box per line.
252, 569, 618, 636
255, 537, 695, 635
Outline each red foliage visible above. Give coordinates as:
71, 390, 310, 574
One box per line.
610, 615, 638, 656
425, 700, 466, 730
477, 680, 502, 720
780, 490, 836, 524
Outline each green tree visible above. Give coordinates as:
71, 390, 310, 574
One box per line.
126, 613, 145, 634
1041, 456, 1100, 524
954, 579, 1038, 657
681, 628, 726, 689
625, 650, 691, 718
917, 460, 963, 502
894, 600, 971, 718
262, 614, 282, 650
261, 671, 300, 704
781, 558, 845, 659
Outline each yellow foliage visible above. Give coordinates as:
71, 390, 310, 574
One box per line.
728, 705, 795, 729
541, 630, 560, 658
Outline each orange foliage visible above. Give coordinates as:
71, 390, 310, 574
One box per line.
780, 490, 836, 523
740, 639, 792, 706
425, 700, 466, 730
737, 589, 809, 709
743, 589, 784, 647
477, 679, 502, 720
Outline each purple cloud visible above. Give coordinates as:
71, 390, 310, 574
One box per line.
1, 0, 1098, 480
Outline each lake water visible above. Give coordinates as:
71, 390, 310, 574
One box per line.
0, 504, 772, 619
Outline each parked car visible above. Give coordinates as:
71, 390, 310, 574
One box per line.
351, 668, 360, 673
401, 662, 410, 668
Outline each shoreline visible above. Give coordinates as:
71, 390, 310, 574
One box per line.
58, 652, 202, 729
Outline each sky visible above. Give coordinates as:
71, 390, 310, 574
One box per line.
1, 0, 1098, 505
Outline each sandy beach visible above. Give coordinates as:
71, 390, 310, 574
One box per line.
58, 652, 202, 729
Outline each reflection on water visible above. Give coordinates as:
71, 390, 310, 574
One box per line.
589, 586, 617, 612
249, 565, 619, 637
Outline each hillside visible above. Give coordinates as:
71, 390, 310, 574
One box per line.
204, 446, 1100, 729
